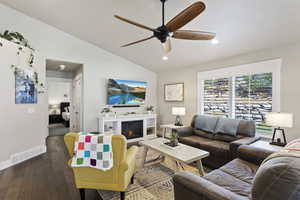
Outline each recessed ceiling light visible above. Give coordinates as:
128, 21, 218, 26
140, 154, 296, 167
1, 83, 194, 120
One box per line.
162, 56, 168, 61
211, 39, 219, 45
59, 65, 66, 70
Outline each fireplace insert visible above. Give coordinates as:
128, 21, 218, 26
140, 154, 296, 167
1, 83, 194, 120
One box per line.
122, 120, 143, 140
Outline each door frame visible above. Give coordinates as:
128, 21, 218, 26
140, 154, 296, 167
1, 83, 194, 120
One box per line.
71, 73, 84, 132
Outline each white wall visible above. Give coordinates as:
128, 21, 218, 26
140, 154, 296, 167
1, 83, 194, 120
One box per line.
0, 4, 157, 168
46, 70, 73, 79
0, 38, 47, 168
47, 78, 71, 105
158, 42, 300, 142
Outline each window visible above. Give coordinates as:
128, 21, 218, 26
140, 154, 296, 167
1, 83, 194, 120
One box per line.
198, 59, 281, 135
203, 78, 230, 117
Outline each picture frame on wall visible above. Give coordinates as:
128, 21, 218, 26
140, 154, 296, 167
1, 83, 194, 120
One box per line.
15, 67, 38, 104
164, 83, 184, 102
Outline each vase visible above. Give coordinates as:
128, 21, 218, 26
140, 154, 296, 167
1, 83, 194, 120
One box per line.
170, 138, 179, 147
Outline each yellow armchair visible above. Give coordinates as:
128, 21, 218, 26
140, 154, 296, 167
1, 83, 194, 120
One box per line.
64, 133, 139, 200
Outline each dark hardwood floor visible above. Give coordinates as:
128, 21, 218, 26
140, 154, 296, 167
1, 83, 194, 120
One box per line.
0, 136, 101, 200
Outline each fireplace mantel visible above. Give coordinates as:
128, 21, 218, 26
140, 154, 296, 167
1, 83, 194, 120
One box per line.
98, 114, 157, 142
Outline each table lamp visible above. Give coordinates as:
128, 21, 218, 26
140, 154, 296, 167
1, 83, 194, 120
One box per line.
266, 112, 293, 146
172, 107, 186, 126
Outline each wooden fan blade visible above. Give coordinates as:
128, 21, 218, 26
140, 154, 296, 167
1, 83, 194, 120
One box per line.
121, 36, 155, 47
172, 30, 216, 40
115, 15, 159, 33
166, 2, 206, 32
163, 38, 172, 53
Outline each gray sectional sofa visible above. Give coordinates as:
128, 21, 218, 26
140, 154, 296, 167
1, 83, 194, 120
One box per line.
173, 142, 300, 200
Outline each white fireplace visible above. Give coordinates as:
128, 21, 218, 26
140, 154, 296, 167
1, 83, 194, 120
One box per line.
98, 114, 157, 143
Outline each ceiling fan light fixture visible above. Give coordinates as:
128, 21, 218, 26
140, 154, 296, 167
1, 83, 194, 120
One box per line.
211, 39, 219, 45
162, 37, 171, 53
162, 56, 168, 61
115, 1, 215, 53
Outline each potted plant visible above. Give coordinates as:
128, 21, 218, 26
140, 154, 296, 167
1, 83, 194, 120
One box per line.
146, 105, 154, 114
170, 130, 179, 147
101, 107, 112, 117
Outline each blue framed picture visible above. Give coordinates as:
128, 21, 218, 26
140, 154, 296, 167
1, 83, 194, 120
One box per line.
15, 67, 37, 104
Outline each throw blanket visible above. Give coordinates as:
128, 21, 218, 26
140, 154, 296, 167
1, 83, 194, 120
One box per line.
262, 139, 300, 165
71, 133, 113, 171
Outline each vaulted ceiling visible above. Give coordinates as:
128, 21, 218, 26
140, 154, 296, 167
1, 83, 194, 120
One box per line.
1, 0, 300, 72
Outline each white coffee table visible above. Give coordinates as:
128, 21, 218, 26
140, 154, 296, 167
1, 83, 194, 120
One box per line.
139, 137, 209, 176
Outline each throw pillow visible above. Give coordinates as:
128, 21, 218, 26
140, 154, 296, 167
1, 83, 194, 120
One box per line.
194, 115, 219, 134
215, 118, 240, 136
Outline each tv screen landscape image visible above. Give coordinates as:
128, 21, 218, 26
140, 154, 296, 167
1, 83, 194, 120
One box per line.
107, 79, 147, 105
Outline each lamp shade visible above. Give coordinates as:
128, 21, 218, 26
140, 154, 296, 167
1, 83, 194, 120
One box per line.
266, 112, 293, 128
172, 107, 186, 116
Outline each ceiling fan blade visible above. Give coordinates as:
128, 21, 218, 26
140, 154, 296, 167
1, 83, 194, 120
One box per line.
115, 15, 159, 33
172, 30, 216, 40
162, 38, 172, 53
121, 36, 155, 47
166, 2, 206, 32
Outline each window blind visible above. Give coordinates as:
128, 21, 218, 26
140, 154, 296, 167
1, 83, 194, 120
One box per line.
203, 72, 273, 133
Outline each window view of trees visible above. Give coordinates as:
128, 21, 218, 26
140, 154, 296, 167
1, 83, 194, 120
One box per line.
203, 73, 273, 133
235, 73, 272, 132
203, 78, 230, 117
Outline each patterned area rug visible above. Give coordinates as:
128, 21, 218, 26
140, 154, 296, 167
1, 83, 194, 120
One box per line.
98, 147, 210, 200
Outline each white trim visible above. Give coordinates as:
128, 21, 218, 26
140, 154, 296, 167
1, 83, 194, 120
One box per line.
0, 160, 12, 171
197, 59, 282, 80
0, 145, 46, 171
197, 58, 282, 115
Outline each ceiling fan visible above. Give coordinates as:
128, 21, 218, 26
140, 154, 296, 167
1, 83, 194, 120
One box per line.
114, 0, 216, 53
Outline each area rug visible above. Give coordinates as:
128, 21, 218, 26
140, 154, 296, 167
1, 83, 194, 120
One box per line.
98, 147, 210, 200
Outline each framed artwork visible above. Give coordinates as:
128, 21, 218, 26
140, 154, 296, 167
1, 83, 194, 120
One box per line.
15, 67, 37, 104
164, 83, 184, 102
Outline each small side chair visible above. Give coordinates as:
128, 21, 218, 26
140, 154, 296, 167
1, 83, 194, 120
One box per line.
64, 133, 139, 200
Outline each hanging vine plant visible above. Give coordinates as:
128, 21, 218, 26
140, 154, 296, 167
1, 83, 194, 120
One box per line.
0, 30, 45, 94
0, 30, 34, 50
0, 30, 35, 67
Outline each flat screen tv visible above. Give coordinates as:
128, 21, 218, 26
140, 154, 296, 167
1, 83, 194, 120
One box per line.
107, 79, 147, 105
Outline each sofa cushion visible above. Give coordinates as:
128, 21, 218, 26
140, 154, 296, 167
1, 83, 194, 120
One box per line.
204, 168, 252, 197
194, 115, 219, 133
193, 129, 214, 139
252, 140, 300, 200
237, 120, 256, 137
214, 133, 243, 142
215, 117, 240, 136
220, 159, 258, 184
179, 136, 231, 159
252, 156, 300, 200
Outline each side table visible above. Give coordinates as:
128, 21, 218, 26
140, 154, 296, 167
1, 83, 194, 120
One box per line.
160, 124, 188, 139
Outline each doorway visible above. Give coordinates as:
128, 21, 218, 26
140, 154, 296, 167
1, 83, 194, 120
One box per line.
46, 59, 83, 136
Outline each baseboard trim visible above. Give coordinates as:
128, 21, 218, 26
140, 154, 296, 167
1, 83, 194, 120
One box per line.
0, 145, 46, 171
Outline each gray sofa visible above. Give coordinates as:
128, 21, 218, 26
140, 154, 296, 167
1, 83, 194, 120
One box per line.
173, 143, 300, 200
177, 115, 260, 168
